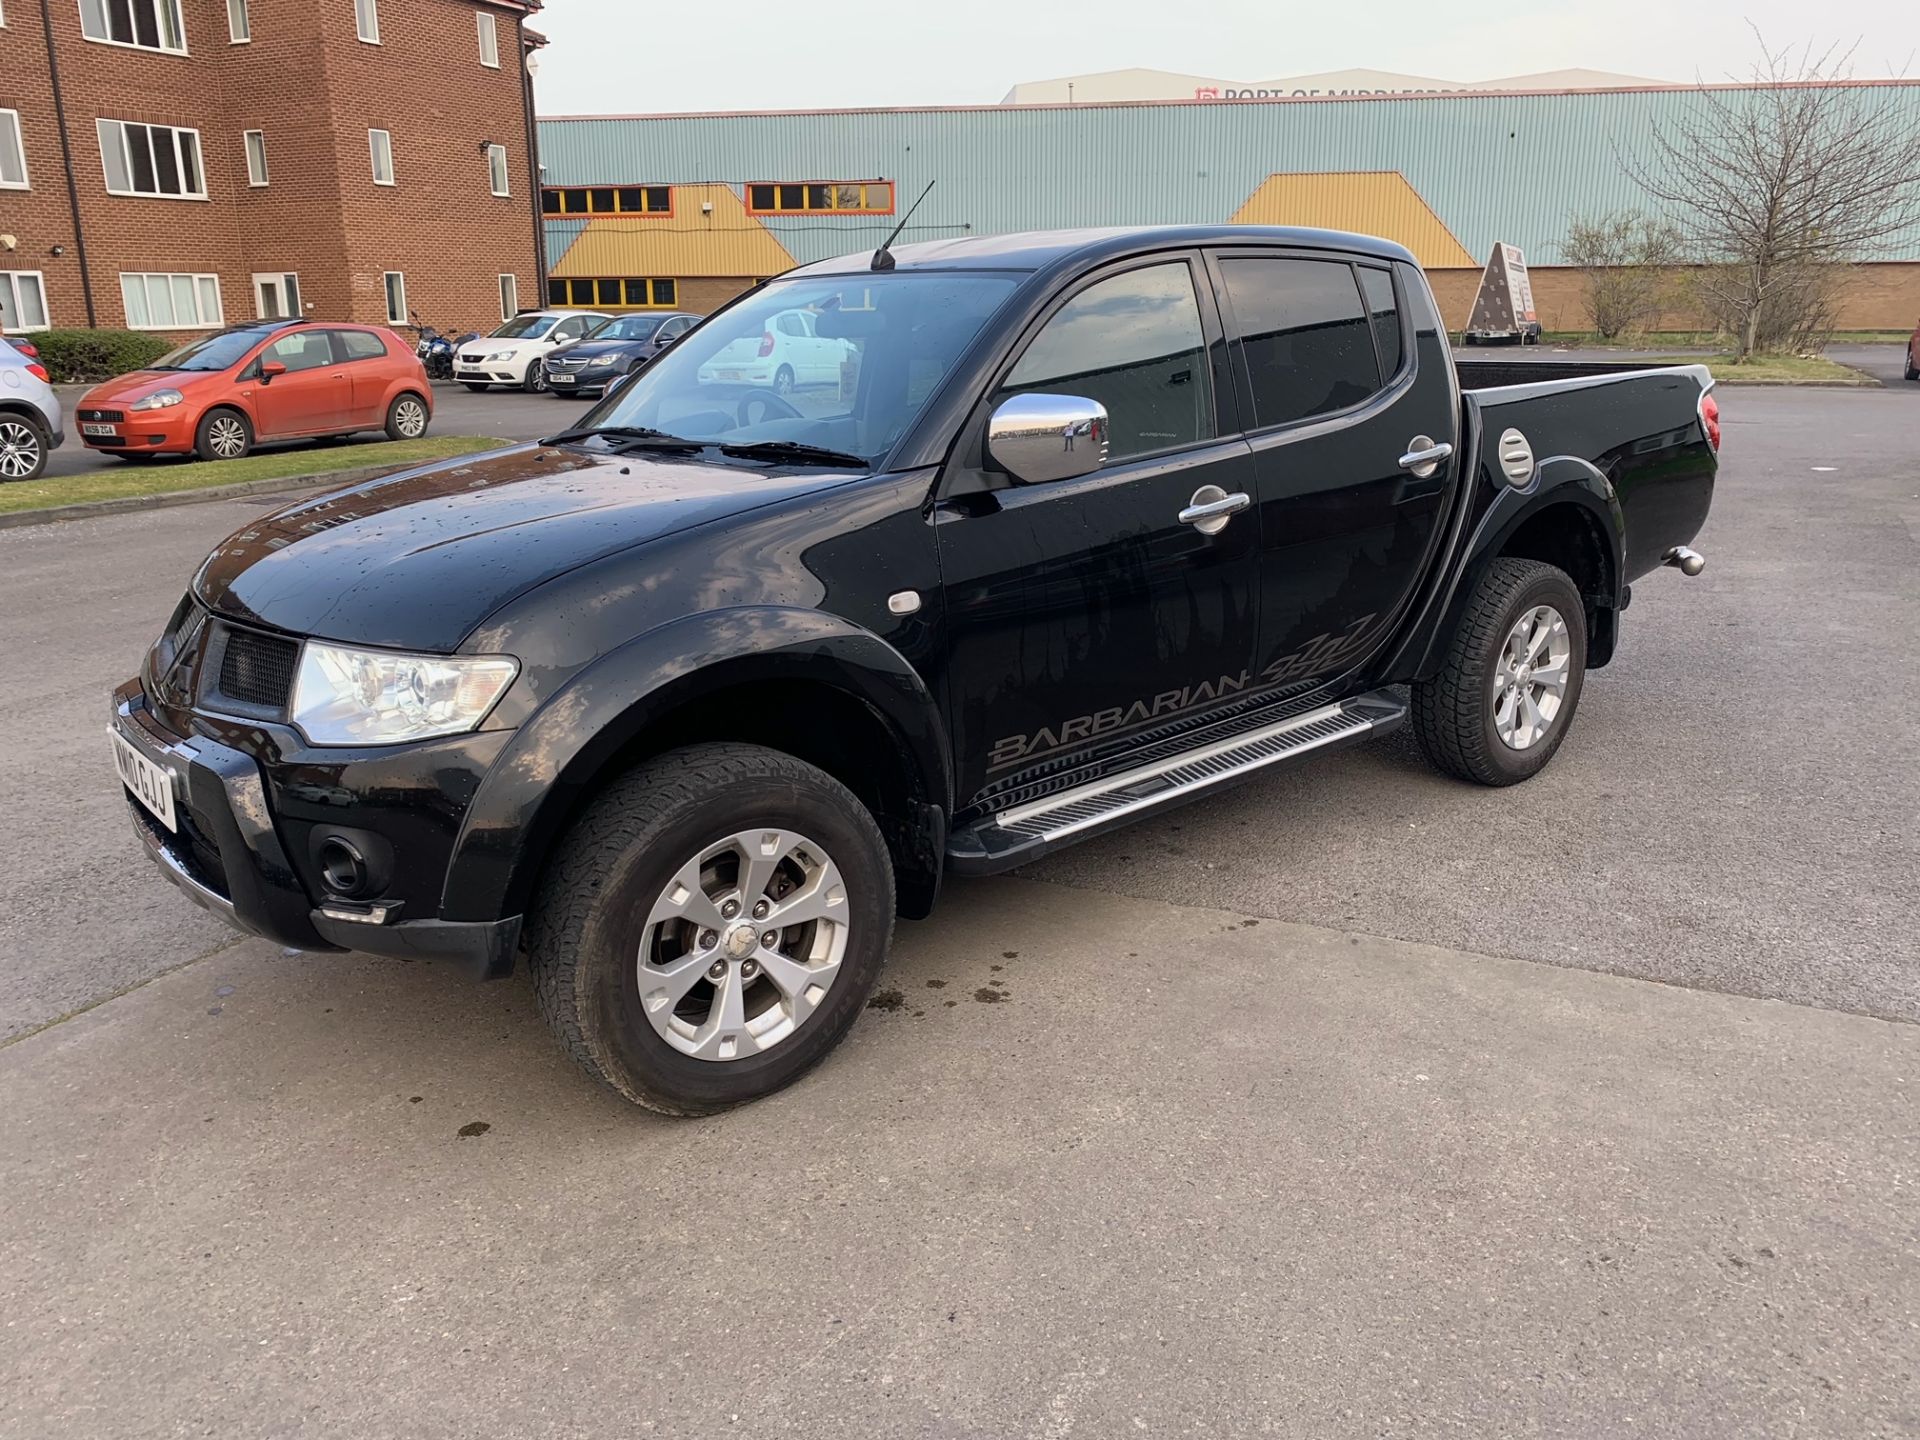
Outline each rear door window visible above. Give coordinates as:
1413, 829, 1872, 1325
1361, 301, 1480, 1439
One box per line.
1220, 258, 1381, 428
997, 261, 1215, 464
1358, 266, 1403, 381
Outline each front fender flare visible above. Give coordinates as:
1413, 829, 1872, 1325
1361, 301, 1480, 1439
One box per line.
439, 607, 950, 924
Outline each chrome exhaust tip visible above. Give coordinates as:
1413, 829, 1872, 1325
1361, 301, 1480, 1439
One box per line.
1664, 545, 1706, 577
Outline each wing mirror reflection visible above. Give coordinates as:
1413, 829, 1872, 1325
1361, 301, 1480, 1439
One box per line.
986, 392, 1109, 484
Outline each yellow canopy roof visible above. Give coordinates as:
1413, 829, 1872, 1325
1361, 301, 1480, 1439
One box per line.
549, 183, 796, 278
1230, 172, 1476, 269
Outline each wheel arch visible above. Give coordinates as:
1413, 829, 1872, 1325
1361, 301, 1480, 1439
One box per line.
441, 608, 952, 935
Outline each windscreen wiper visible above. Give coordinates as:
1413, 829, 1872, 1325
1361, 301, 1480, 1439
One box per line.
717, 440, 871, 468
541, 425, 702, 450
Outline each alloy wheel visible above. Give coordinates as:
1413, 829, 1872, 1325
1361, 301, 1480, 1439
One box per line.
394, 398, 428, 437
0, 420, 43, 479
1492, 604, 1571, 750
207, 415, 248, 459
636, 828, 850, 1062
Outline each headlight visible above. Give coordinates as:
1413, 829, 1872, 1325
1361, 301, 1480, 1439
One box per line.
485, 349, 517, 362
588, 355, 618, 368
129, 389, 184, 412
290, 642, 518, 746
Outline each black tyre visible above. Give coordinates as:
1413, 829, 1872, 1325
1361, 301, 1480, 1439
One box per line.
1905, 357, 1918, 382
1412, 557, 1588, 786
772, 365, 795, 397
528, 743, 896, 1116
462, 382, 490, 394
194, 408, 253, 462
384, 392, 430, 441
523, 360, 549, 394
0, 413, 51, 482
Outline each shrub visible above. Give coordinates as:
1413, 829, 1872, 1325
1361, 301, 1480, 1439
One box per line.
31, 328, 176, 385
1558, 212, 1686, 339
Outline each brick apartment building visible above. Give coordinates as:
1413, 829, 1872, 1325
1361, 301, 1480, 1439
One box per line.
0, 0, 545, 344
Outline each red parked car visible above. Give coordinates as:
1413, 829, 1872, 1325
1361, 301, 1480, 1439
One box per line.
75, 319, 432, 461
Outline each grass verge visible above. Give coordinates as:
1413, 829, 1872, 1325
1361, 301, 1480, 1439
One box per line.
1533, 330, 1907, 348
1646, 354, 1874, 385
2, 435, 510, 517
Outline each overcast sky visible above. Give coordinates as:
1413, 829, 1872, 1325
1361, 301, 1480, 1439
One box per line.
530, 0, 1919, 114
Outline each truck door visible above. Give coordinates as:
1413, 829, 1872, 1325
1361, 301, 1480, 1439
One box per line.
1208, 253, 1459, 689
935, 255, 1260, 812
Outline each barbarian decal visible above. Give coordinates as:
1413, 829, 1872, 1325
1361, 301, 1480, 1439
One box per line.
1259, 613, 1379, 686
989, 671, 1251, 771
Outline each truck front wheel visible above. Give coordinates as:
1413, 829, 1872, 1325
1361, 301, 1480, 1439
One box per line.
527, 743, 896, 1115
1412, 558, 1588, 786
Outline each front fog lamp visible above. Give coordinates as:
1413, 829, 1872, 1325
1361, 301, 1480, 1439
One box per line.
290, 642, 518, 746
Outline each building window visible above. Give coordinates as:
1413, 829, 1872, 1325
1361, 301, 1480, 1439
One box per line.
547, 277, 677, 310
79, 0, 186, 53
226, 0, 248, 41
253, 271, 299, 319
383, 271, 406, 325
97, 119, 205, 199
476, 10, 498, 67
540, 185, 671, 217
1, 271, 50, 333
498, 273, 517, 321
368, 128, 394, 185
0, 110, 27, 190
486, 143, 509, 197
747, 181, 893, 215
243, 130, 268, 186
120, 271, 222, 330
354, 0, 377, 43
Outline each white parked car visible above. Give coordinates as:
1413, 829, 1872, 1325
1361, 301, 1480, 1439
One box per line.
696, 308, 854, 395
455, 309, 609, 393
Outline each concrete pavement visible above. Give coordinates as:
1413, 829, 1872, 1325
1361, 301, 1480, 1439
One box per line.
2, 880, 1915, 1439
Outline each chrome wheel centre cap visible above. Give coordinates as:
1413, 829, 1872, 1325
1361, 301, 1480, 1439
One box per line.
722, 922, 759, 960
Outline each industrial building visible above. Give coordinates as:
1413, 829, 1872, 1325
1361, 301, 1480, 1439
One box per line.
535, 81, 1920, 331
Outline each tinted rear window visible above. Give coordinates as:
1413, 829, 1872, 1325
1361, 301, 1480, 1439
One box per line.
1222, 258, 1381, 428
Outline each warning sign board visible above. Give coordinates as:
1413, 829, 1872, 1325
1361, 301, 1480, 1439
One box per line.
1464, 243, 1541, 343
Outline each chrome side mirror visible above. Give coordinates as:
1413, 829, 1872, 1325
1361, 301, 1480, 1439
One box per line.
986, 392, 1108, 485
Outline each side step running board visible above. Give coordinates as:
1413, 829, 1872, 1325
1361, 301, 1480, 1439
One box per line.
948, 689, 1406, 873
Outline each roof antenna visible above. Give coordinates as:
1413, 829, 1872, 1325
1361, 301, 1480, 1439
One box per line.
871, 180, 935, 272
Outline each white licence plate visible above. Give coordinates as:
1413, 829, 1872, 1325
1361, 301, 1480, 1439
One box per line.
112, 728, 177, 832
552, 374, 575, 385
82, 423, 119, 437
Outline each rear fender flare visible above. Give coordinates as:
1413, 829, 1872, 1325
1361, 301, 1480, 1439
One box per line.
1406, 456, 1624, 679
440, 607, 950, 923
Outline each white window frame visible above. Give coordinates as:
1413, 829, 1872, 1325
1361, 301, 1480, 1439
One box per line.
498, 273, 517, 321
354, 0, 378, 44
252, 271, 300, 320
78, 0, 187, 55
486, 143, 509, 197
1, 271, 51, 333
226, 0, 249, 42
368, 128, 394, 186
476, 10, 499, 67
119, 271, 223, 331
0, 109, 27, 190
97, 118, 207, 200
383, 271, 406, 325
243, 129, 268, 187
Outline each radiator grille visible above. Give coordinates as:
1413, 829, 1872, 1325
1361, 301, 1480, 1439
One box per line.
218, 630, 299, 708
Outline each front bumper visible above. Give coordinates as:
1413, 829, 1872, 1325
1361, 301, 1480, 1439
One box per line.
113, 681, 521, 978
80, 408, 196, 454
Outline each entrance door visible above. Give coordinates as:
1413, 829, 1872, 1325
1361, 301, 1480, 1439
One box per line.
1210, 252, 1460, 690
253, 272, 301, 321
935, 255, 1260, 811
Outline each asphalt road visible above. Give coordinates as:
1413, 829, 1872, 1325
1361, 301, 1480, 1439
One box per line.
1, 381, 1915, 1437
43, 378, 590, 478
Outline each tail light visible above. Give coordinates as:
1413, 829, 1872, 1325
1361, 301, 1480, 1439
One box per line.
1698, 390, 1721, 453
13, 340, 40, 359
757, 331, 775, 358
25, 362, 50, 383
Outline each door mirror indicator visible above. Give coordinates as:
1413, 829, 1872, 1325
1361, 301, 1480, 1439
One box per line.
986, 393, 1108, 485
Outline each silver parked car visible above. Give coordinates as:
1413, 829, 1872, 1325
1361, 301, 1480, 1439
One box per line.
0, 337, 63, 482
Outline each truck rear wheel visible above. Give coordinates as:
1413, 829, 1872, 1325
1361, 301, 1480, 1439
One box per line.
1412, 557, 1588, 786
527, 743, 895, 1115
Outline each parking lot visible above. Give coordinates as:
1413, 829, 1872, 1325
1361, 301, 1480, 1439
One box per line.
1, 378, 1915, 1437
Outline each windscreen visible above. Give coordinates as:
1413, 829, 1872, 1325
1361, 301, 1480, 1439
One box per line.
149, 330, 271, 372
586, 315, 663, 342
582, 272, 1019, 463
493, 314, 557, 340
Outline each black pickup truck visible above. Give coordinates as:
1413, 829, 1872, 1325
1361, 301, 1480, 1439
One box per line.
112, 226, 1717, 1114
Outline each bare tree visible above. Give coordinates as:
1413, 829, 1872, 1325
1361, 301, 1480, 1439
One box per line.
1559, 211, 1686, 338
1628, 35, 1920, 357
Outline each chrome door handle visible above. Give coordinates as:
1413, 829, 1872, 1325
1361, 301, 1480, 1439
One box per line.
1179, 486, 1251, 536
1398, 437, 1454, 478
